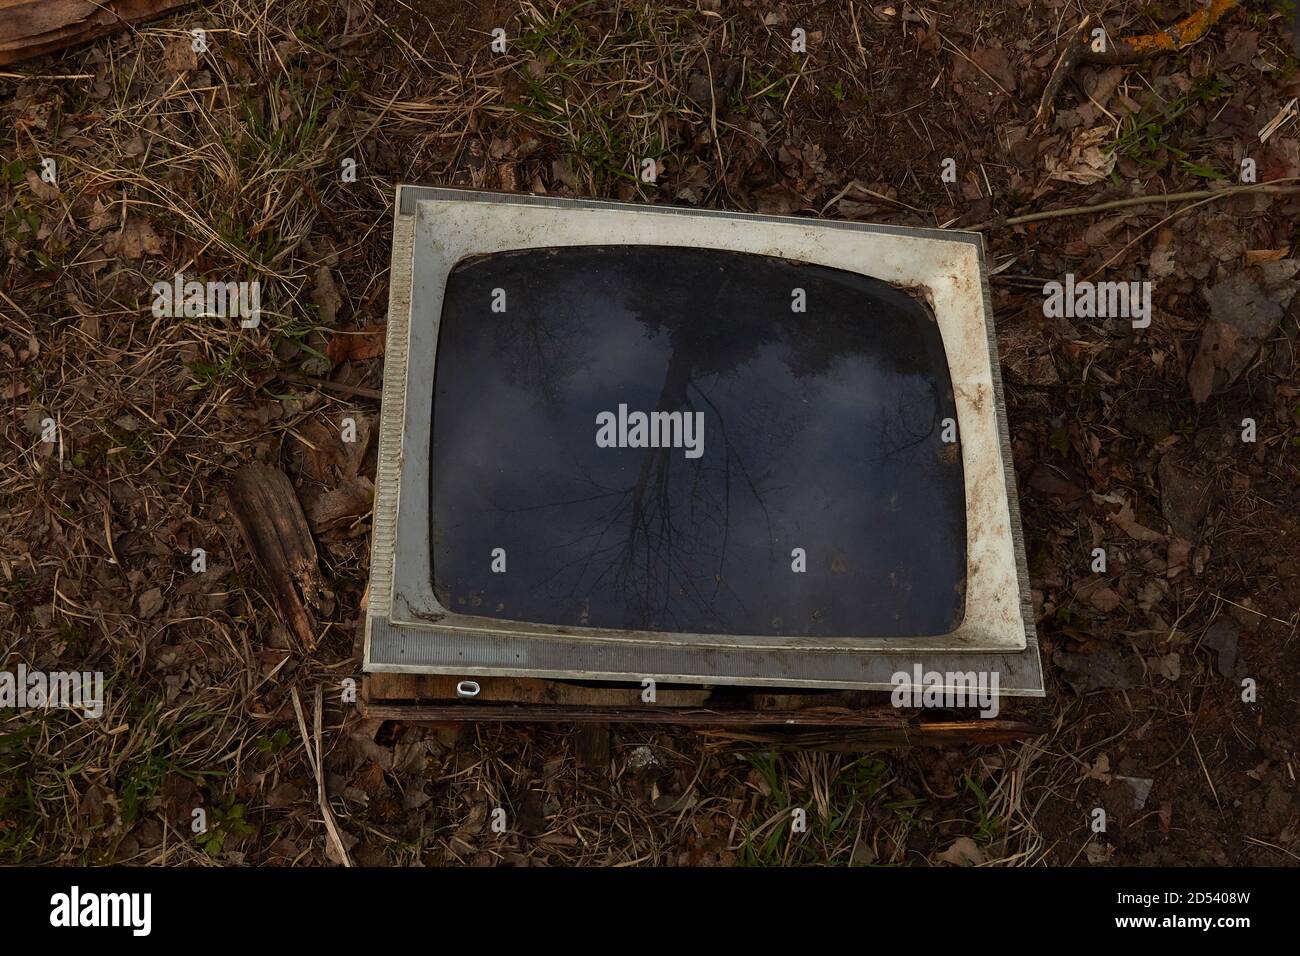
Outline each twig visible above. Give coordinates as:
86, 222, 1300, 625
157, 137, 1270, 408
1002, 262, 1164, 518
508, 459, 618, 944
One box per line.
970, 178, 1300, 231
1090, 0, 1241, 65
1034, 15, 1094, 132
0, 72, 96, 80
291, 685, 354, 867
848, 1, 869, 72
1082, 181, 1300, 281
270, 371, 382, 400
822, 178, 923, 216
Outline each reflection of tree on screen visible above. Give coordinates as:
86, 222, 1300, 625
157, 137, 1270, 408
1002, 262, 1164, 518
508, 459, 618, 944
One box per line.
475, 247, 952, 631
446, 252, 592, 419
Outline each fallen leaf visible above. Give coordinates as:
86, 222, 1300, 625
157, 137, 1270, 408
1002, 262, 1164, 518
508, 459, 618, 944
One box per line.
1158, 454, 1215, 541
138, 587, 165, 619
1111, 501, 1165, 543
969, 46, 1016, 93
1166, 537, 1191, 578
163, 35, 199, 72
1149, 227, 1177, 278
1028, 465, 1084, 503
1082, 754, 1112, 782
1203, 617, 1242, 679
312, 266, 343, 325
1075, 578, 1122, 612
1084, 841, 1114, 864
1136, 579, 1165, 612
1149, 652, 1181, 681
1115, 775, 1154, 810
1189, 261, 1300, 402
937, 836, 985, 866
104, 217, 164, 259
86, 197, 114, 232
306, 477, 374, 537
551, 155, 581, 190
326, 324, 386, 363
835, 199, 880, 220
752, 182, 804, 215
1046, 127, 1117, 185
24, 168, 59, 201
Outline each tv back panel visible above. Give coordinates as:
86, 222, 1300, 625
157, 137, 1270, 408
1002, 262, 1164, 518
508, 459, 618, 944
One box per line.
364, 186, 1043, 696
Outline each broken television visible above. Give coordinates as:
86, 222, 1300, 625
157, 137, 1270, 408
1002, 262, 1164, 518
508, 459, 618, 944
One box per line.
364, 188, 1041, 695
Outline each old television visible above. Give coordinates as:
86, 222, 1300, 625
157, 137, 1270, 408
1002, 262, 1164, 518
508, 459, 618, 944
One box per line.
363, 186, 1042, 696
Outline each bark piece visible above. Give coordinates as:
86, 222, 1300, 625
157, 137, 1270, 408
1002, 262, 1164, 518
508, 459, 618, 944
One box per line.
0, 0, 194, 66
228, 463, 326, 650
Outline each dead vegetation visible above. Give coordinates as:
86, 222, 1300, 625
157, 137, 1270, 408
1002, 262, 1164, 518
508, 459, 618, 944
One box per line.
2, 0, 1299, 866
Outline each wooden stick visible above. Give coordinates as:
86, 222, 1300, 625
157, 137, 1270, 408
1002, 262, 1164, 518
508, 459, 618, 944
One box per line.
270, 371, 383, 401
1034, 16, 1095, 132
971, 179, 1300, 231
1090, 0, 1242, 65
1035, 1, 1242, 130
362, 701, 1040, 736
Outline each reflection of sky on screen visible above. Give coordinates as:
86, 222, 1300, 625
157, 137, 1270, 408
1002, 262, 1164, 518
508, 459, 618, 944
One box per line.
431, 246, 965, 637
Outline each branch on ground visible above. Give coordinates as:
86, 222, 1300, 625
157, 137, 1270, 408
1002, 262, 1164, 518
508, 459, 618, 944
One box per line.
1035, 0, 1242, 131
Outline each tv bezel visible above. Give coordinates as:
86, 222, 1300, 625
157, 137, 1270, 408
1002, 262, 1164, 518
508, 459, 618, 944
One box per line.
364, 186, 1043, 695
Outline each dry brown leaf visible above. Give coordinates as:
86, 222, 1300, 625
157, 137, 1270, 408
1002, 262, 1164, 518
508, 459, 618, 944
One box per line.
306, 477, 374, 538
138, 587, 165, 619
1149, 227, 1177, 278
86, 197, 114, 232
312, 265, 343, 325
326, 324, 386, 363
103, 216, 164, 259
752, 182, 804, 215
24, 167, 58, 201
1082, 754, 1112, 782
1166, 537, 1191, 578
1085, 841, 1114, 864
1111, 501, 1165, 543
937, 836, 985, 866
1149, 652, 1181, 681
1046, 127, 1117, 185
1075, 578, 1122, 613
1190, 262, 1300, 403
163, 34, 199, 72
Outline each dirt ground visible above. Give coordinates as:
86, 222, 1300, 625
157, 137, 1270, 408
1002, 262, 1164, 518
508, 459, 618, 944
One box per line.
2, 0, 1298, 866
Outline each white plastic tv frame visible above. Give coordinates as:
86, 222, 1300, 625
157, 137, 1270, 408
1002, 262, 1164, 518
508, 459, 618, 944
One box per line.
363, 186, 1043, 697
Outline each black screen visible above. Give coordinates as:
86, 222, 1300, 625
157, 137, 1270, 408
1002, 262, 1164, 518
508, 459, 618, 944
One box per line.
429, 245, 966, 637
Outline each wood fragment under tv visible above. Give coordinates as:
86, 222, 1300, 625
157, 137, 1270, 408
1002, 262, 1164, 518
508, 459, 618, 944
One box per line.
359, 670, 1040, 751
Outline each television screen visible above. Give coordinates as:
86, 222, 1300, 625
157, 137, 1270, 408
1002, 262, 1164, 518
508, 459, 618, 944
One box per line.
431, 245, 966, 638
